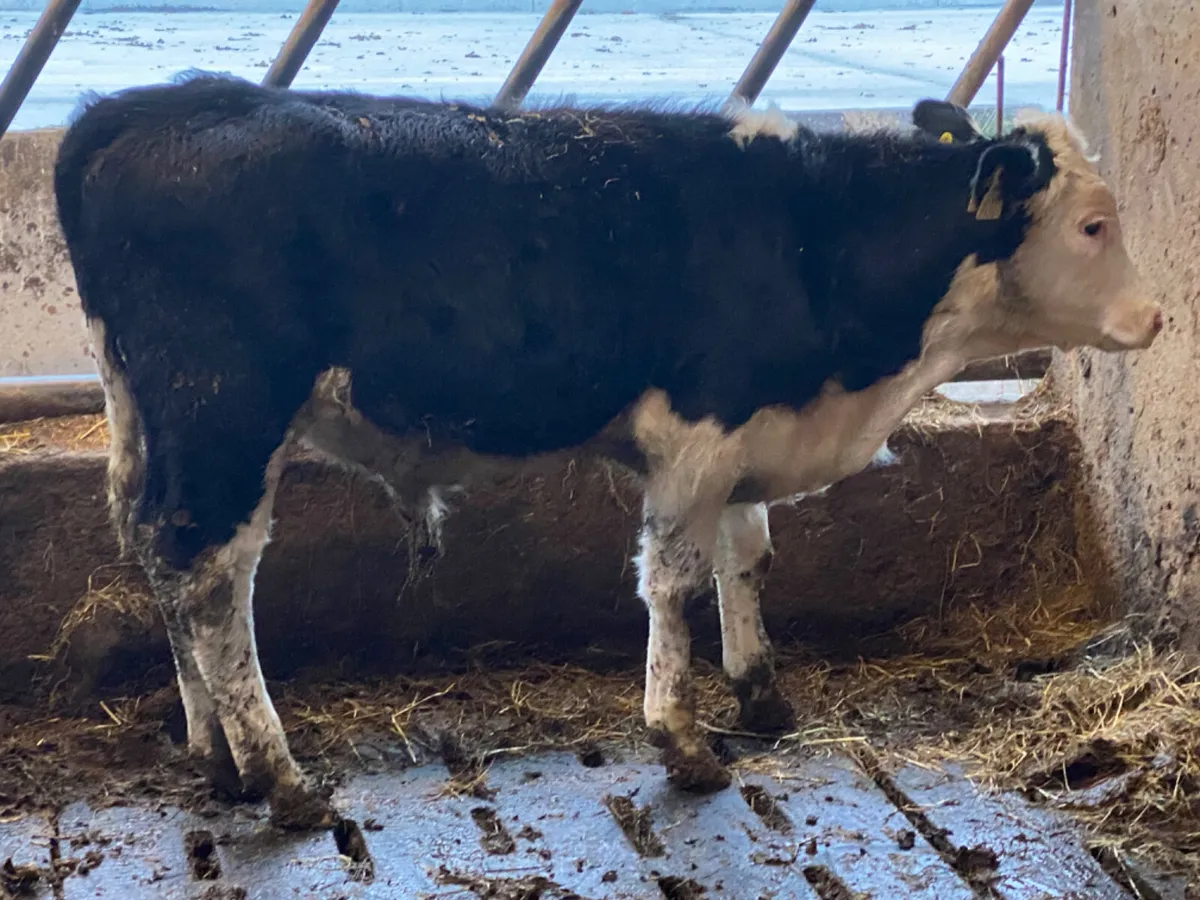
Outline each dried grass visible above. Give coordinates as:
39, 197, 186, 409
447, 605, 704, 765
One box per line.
43, 564, 156, 663
0, 415, 109, 454
943, 645, 1200, 874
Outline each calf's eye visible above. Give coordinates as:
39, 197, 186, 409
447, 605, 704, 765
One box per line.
1083, 220, 1104, 237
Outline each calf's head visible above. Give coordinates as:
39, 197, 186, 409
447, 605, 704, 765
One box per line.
915, 100, 1163, 353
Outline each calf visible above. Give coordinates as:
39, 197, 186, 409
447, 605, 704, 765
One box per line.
54, 75, 1161, 827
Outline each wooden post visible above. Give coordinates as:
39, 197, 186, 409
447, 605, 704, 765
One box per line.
946, 0, 1035, 108
263, 0, 342, 89
728, 0, 818, 108
494, 0, 584, 111
0, 0, 82, 140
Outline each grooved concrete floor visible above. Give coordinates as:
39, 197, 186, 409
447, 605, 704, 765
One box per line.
2, 748, 1181, 899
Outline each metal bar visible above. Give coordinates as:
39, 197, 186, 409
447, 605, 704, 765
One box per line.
951, 349, 1051, 383
1056, 0, 1073, 111
946, 0, 1035, 108
262, 0, 342, 89
995, 54, 1004, 136
0, 376, 104, 423
0, 0, 82, 140
729, 0, 818, 107
494, 0, 584, 111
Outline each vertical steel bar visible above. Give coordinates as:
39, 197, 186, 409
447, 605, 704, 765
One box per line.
728, 0, 818, 107
494, 0, 584, 111
263, 0, 342, 89
0, 0, 82, 140
995, 54, 1004, 136
1056, 0, 1073, 111
946, 0, 1035, 108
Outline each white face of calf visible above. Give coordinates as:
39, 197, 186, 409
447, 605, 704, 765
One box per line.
915, 101, 1162, 354
1003, 122, 1162, 352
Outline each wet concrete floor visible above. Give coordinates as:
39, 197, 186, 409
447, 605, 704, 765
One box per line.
0, 748, 1185, 899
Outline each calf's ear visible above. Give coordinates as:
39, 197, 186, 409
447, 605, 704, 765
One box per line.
912, 99, 984, 144
967, 138, 1054, 220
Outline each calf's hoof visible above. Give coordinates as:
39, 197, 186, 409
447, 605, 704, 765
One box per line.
734, 683, 797, 735
270, 782, 339, 831
204, 751, 247, 802
652, 729, 732, 794
193, 729, 250, 802
732, 662, 796, 735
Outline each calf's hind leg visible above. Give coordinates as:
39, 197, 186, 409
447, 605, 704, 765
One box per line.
160, 621, 243, 798
714, 503, 795, 733
139, 442, 335, 829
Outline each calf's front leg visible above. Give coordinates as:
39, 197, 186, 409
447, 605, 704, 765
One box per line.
713, 503, 795, 733
637, 506, 731, 793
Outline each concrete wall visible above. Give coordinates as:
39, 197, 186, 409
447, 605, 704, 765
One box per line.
1054, 0, 1200, 645
0, 128, 92, 378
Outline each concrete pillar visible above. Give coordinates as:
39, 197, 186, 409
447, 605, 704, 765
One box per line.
1055, 0, 1200, 644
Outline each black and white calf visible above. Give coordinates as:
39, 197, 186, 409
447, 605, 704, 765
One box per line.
54, 76, 1162, 826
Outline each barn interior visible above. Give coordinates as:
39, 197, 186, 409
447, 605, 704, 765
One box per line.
1, 1, 1198, 898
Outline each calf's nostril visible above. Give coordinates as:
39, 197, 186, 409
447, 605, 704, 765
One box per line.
1153, 310, 1165, 332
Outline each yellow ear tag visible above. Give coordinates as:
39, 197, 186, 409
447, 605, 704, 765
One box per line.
939, 131, 954, 143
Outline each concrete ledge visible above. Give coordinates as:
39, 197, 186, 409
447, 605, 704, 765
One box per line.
0, 349, 1051, 423
0, 402, 1079, 704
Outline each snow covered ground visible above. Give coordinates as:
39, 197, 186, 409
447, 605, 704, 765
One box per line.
0, 6, 1067, 131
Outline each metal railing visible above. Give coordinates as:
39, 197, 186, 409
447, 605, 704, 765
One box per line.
0, 0, 1048, 136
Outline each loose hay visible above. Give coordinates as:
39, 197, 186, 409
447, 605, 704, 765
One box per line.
0, 415, 109, 454
945, 644, 1200, 874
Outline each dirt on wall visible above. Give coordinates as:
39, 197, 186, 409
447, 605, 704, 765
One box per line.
1054, 0, 1200, 647
0, 128, 92, 378
0, 399, 1080, 705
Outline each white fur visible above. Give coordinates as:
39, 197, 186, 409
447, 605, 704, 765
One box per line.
87, 317, 145, 553
726, 103, 800, 149
163, 444, 309, 798
713, 503, 773, 682
637, 516, 709, 753
870, 442, 899, 468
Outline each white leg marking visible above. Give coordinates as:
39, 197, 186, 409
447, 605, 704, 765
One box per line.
164, 626, 220, 756
152, 444, 331, 825
636, 488, 731, 790
189, 448, 306, 790
714, 503, 773, 682
638, 517, 708, 739
714, 503, 795, 732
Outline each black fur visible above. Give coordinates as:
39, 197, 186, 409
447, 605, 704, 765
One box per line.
55, 74, 1055, 568
912, 98, 984, 144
